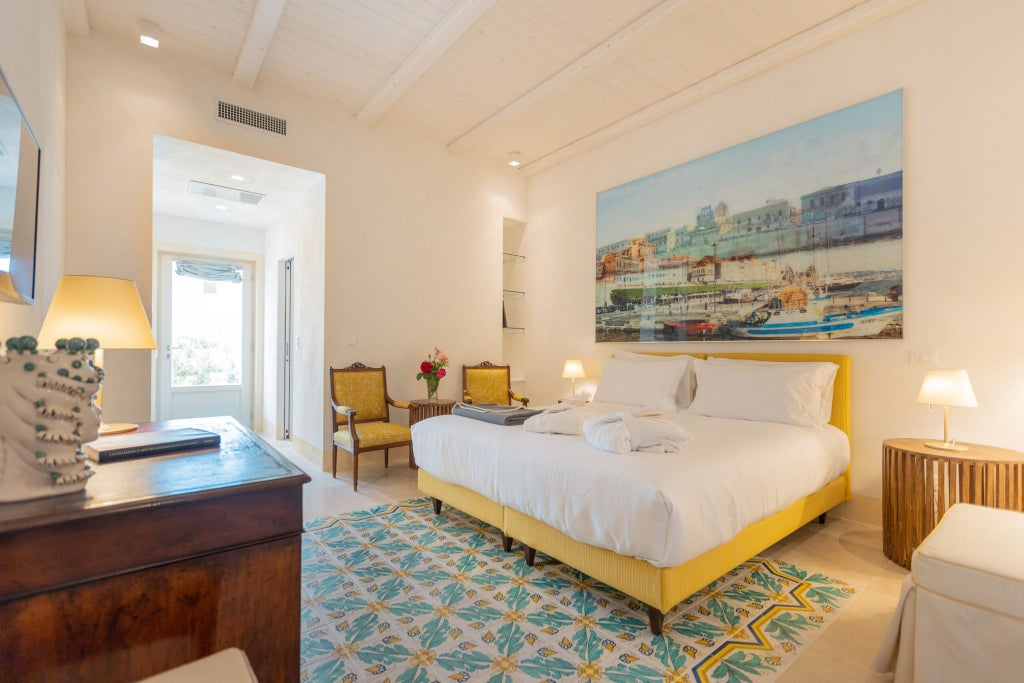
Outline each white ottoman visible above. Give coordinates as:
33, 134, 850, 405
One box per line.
135, 648, 258, 683
872, 503, 1024, 682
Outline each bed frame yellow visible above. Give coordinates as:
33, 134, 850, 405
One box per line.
418, 352, 851, 634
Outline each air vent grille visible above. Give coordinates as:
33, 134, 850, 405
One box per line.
187, 180, 265, 205
217, 101, 286, 136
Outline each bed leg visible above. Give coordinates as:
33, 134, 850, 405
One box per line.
501, 534, 514, 552
818, 512, 827, 525
647, 606, 664, 635
432, 497, 442, 515
523, 545, 536, 566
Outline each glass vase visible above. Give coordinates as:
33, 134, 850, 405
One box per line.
426, 377, 440, 402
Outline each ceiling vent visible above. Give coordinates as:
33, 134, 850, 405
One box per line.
217, 101, 287, 136
187, 180, 265, 205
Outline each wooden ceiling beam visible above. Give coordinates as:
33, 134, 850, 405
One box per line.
356, 0, 496, 126
447, 0, 688, 154
233, 0, 288, 88
520, 0, 921, 175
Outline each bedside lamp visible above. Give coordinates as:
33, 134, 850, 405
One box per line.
916, 369, 977, 452
38, 275, 157, 435
562, 359, 585, 396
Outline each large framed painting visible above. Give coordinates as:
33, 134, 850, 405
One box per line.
596, 90, 903, 342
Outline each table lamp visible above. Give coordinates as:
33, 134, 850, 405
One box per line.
38, 275, 157, 435
562, 359, 585, 396
916, 369, 977, 452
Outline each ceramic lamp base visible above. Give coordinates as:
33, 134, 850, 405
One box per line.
100, 421, 140, 436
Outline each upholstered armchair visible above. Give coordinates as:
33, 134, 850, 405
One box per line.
329, 363, 411, 491
462, 361, 529, 407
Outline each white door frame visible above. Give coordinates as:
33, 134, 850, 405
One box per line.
156, 251, 255, 425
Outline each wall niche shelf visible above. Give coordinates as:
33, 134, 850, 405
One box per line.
502, 220, 526, 395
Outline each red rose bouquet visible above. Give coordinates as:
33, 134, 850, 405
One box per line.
416, 347, 448, 401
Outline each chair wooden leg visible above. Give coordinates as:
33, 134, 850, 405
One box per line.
331, 445, 338, 478
523, 545, 536, 566
501, 534, 514, 553
432, 497, 442, 514
384, 448, 389, 468
352, 452, 359, 492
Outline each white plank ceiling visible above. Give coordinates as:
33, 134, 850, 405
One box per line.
72, 0, 918, 174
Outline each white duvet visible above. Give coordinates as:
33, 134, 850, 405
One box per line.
411, 402, 849, 568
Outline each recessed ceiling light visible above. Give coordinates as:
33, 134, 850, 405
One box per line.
507, 152, 522, 167
231, 174, 245, 181
139, 21, 160, 48
215, 204, 227, 211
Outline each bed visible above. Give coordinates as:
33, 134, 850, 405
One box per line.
412, 352, 851, 634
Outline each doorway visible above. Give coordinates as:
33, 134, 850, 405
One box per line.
152, 134, 326, 450
157, 253, 254, 425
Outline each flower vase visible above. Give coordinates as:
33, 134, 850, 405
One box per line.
426, 377, 440, 402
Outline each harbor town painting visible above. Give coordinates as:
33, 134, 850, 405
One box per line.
596, 90, 903, 342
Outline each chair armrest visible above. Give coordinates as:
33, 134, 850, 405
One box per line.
510, 391, 529, 408
330, 402, 359, 446
331, 401, 356, 417
463, 393, 474, 404
389, 399, 411, 410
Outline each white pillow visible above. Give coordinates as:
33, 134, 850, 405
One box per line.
611, 351, 697, 408
688, 358, 839, 427
594, 356, 692, 409
707, 357, 839, 424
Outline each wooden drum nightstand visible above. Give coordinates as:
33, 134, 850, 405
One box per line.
882, 438, 1024, 569
408, 399, 456, 468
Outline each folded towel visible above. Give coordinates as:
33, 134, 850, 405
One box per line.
452, 403, 541, 426
523, 403, 584, 435
582, 409, 689, 455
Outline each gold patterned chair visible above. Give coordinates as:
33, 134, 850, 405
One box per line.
462, 361, 529, 407
329, 363, 411, 491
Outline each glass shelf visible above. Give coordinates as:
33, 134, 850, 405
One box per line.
502, 252, 525, 263
502, 289, 525, 298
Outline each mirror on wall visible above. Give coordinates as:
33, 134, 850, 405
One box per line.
0, 65, 40, 305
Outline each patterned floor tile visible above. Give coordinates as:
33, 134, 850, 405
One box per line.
301, 498, 857, 683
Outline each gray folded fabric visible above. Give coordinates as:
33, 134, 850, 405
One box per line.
452, 403, 542, 426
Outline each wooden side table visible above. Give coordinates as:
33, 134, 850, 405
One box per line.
882, 437, 1024, 568
408, 399, 456, 468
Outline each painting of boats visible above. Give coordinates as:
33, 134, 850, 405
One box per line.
728, 286, 901, 339
595, 90, 903, 342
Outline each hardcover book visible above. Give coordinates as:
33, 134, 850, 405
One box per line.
83, 427, 221, 462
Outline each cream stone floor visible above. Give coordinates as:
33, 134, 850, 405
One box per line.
276, 442, 903, 683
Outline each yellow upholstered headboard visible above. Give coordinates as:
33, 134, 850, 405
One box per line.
615, 351, 852, 440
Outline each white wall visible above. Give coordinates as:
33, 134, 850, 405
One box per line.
65, 34, 526, 456
153, 213, 265, 254
524, 0, 1024, 498
263, 178, 326, 458
0, 0, 65, 338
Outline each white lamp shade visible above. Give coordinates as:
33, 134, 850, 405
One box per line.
562, 359, 586, 380
38, 275, 157, 350
916, 369, 978, 408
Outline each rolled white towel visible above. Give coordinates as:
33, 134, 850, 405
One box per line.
523, 403, 584, 435
582, 409, 689, 454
